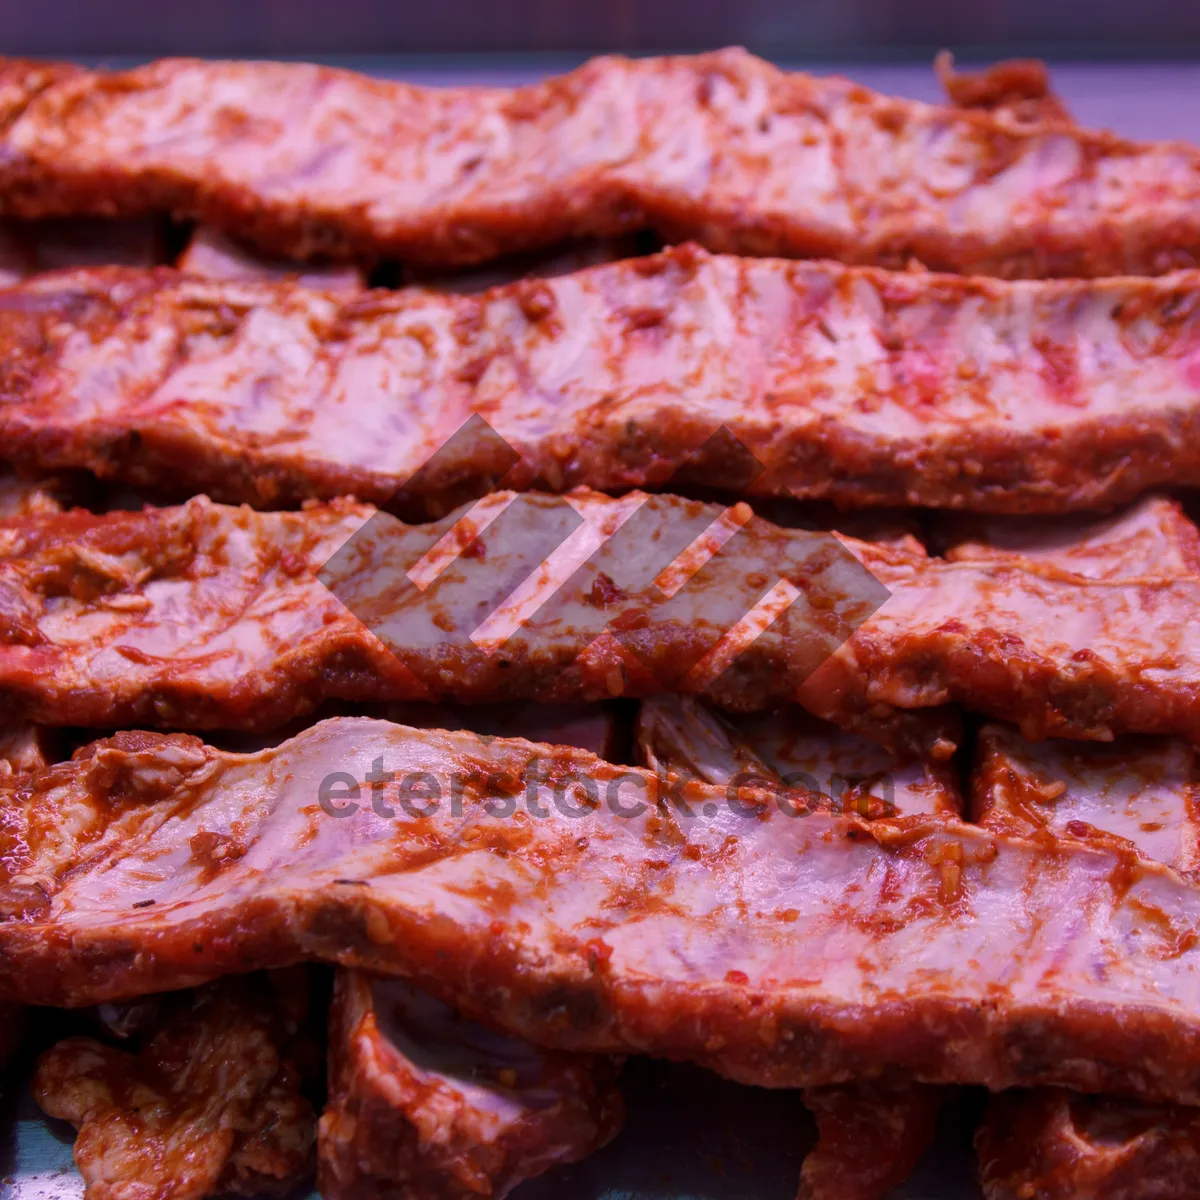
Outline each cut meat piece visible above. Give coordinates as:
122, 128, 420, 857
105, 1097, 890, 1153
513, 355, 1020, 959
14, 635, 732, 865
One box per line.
2, 251, 1200, 514
972, 724, 1200, 867
33, 969, 318, 1200
0, 216, 164, 285
0, 49, 1197, 277
2, 488, 1200, 749
973, 727, 1200, 1198
798, 1080, 946, 1200
969, 498, 1200, 1198
936, 53, 1073, 126
320, 971, 623, 1200
635, 695, 960, 818
177, 224, 365, 289
7, 719, 1200, 1105
634, 694, 950, 1199
940, 495, 1200, 580
978, 1088, 1200, 1200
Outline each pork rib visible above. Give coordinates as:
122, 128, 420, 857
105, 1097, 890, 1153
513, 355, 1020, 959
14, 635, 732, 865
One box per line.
34, 970, 318, 1200
320, 972, 622, 1200
0, 468, 62, 519
6, 718, 1200, 1104
2, 488, 1200, 747
2, 251, 1200, 513
0, 49, 1197, 277
973, 727, 1200, 1198
972, 724, 1200, 867
956, 492, 1200, 1197
319, 692, 624, 1199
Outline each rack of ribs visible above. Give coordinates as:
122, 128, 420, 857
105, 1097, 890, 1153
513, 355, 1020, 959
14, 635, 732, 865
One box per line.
4, 488, 1200, 748
0, 49, 1196, 277
7, 717, 1200, 1105
0, 250, 1199, 513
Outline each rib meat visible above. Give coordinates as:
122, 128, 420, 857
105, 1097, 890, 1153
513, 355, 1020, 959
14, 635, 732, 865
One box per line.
797, 1080, 946, 1200
2, 250, 1200, 512
6, 718, 1200, 1105
972, 724, 1200, 866
0, 488, 903, 742
320, 690, 624, 1198
2, 488, 1199, 748
0, 468, 62, 518
973, 727, 1200, 1198
634, 694, 950, 1199
953, 490, 1200, 1197
320, 971, 623, 1200
33, 970, 318, 1200
0, 49, 1197, 277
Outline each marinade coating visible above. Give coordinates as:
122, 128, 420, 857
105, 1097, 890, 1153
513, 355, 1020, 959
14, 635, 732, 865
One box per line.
4, 718, 1200, 1106
0, 50, 1197, 277
1, 487, 1198, 748
34, 970, 318, 1200
974, 728, 1200, 1198
1, 251, 1200, 512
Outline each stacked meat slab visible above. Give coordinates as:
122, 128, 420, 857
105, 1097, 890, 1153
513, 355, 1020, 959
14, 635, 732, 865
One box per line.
0, 48, 1199, 1200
